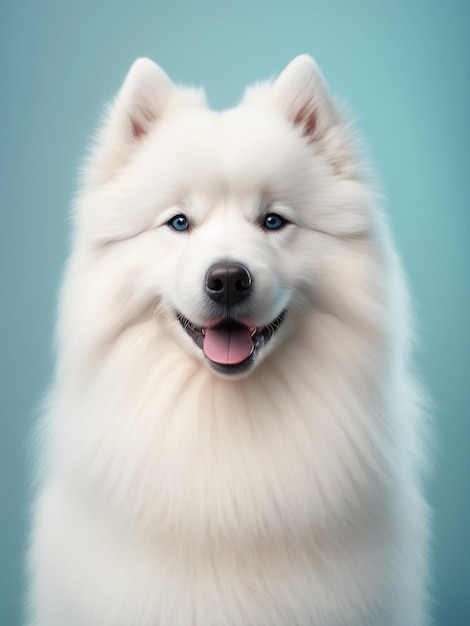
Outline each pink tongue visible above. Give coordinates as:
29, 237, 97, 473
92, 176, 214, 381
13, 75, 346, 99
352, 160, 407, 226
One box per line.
203, 324, 254, 365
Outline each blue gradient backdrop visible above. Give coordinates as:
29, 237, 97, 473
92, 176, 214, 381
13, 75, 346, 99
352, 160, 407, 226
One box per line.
1, 1, 469, 624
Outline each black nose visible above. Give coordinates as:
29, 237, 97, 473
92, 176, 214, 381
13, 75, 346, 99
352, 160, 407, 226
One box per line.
205, 262, 252, 307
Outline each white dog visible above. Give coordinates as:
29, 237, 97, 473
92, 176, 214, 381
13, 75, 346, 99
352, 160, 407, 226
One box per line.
27, 56, 430, 625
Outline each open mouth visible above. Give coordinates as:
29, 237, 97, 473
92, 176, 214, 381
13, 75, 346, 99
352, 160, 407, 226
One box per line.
177, 311, 286, 374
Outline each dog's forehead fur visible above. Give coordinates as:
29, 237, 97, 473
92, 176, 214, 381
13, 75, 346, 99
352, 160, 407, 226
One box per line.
128, 105, 315, 199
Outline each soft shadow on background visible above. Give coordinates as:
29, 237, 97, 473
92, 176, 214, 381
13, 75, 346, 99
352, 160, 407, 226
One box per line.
1, 1, 469, 624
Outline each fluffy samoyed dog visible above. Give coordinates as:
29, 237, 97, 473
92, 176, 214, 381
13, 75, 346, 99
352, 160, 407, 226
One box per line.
27, 56, 430, 625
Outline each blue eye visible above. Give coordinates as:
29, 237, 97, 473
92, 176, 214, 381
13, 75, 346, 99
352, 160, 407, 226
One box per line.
263, 213, 286, 230
169, 214, 190, 232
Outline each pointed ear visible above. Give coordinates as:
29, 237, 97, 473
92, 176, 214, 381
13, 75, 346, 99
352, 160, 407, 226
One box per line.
86, 58, 174, 185
274, 55, 337, 141
116, 57, 173, 140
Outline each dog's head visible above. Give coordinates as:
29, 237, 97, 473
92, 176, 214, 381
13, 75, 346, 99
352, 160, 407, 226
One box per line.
70, 56, 373, 378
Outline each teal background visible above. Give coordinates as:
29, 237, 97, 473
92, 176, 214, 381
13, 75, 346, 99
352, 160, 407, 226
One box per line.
1, 1, 469, 624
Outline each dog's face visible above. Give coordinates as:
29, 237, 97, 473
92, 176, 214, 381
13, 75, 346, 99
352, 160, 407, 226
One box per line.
73, 57, 372, 378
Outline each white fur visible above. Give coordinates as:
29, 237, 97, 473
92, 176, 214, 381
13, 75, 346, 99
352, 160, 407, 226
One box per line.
26, 56, 430, 625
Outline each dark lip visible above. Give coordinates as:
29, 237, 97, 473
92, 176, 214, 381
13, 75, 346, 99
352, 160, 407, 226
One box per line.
176, 311, 287, 374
